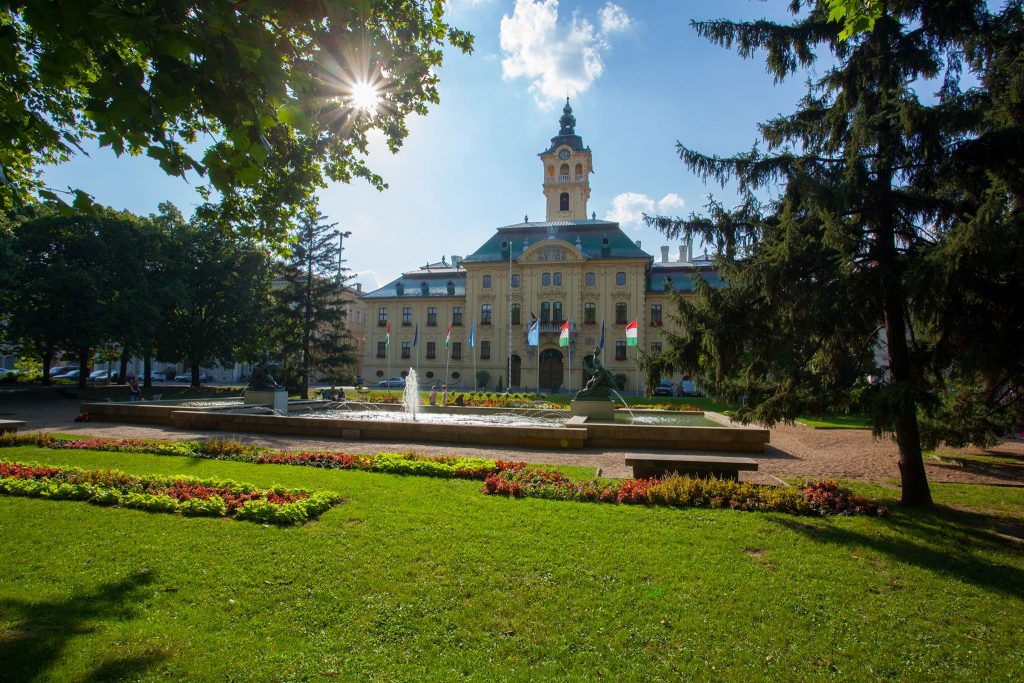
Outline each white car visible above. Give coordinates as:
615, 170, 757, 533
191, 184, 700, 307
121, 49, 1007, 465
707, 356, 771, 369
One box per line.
376, 377, 406, 389
174, 372, 211, 383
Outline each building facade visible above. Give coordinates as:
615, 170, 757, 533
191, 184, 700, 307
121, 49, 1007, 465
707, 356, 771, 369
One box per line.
360, 100, 720, 392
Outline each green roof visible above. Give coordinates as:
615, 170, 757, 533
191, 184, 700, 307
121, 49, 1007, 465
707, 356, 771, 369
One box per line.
462, 220, 651, 264
646, 264, 725, 293
363, 270, 467, 299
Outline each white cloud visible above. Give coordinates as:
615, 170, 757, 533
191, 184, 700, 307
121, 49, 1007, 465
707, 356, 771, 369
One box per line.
605, 192, 685, 230
499, 1, 632, 108
598, 2, 631, 34
352, 269, 382, 292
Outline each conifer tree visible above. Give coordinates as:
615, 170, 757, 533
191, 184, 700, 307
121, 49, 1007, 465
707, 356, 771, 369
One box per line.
274, 206, 354, 399
647, 1, 1024, 507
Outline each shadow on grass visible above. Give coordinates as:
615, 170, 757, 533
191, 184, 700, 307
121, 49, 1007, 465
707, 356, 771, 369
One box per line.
770, 510, 1024, 600
0, 569, 163, 682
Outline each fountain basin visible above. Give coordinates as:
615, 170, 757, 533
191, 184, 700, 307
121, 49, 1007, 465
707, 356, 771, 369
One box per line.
79, 400, 769, 453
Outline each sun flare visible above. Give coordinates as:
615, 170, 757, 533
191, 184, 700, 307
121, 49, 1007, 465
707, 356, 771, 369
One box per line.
350, 80, 381, 112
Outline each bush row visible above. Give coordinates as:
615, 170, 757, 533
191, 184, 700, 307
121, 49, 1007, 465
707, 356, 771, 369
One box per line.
0, 460, 341, 524
0, 433, 522, 481
482, 464, 888, 516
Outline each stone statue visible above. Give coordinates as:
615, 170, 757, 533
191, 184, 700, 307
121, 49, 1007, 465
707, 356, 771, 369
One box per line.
574, 348, 618, 400
248, 351, 280, 390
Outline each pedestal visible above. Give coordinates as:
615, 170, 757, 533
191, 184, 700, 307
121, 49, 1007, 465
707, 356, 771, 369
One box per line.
570, 399, 615, 420
245, 388, 289, 414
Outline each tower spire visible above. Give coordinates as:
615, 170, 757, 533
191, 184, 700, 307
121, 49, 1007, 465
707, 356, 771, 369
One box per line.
559, 97, 576, 136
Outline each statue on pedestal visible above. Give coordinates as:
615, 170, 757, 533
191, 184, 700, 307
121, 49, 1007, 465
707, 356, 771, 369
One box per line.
575, 348, 618, 400
248, 351, 281, 390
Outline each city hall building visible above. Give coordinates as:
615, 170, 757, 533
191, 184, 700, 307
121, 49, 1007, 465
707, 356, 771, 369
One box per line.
360, 100, 721, 392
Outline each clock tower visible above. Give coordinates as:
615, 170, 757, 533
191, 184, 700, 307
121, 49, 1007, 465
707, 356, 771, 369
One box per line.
539, 98, 593, 221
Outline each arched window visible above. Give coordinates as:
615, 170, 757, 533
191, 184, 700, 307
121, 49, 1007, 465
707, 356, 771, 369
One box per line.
511, 274, 521, 288
542, 272, 551, 286
585, 272, 596, 287
553, 272, 563, 286
559, 163, 570, 178
615, 271, 626, 286
482, 274, 492, 289
559, 192, 569, 211
574, 163, 583, 180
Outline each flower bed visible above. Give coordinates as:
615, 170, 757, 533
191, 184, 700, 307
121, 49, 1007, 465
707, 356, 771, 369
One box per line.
0, 433, 887, 516
483, 464, 888, 516
0, 460, 342, 524
0, 433, 523, 481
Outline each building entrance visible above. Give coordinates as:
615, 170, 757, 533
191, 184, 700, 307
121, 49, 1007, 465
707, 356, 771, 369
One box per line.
510, 354, 522, 388
539, 348, 564, 392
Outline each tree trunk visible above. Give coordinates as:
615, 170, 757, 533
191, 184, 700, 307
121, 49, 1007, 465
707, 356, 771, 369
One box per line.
77, 347, 90, 390
878, 218, 933, 507
143, 352, 153, 388
40, 350, 52, 386
119, 346, 130, 384
191, 362, 200, 388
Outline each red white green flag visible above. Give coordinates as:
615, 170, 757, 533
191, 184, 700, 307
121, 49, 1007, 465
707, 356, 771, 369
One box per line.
625, 320, 638, 346
445, 322, 452, 349
558, 320, 570, 347
385, 320, 391, 346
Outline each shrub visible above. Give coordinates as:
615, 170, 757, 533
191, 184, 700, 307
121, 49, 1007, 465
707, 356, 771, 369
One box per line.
0, 461, 342, 524
200, 438, 260, 458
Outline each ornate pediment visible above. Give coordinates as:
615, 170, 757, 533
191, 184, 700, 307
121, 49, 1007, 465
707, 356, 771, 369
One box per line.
519, 239, 584, 264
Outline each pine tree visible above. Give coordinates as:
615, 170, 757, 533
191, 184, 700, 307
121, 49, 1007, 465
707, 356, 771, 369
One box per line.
275, 206, 355, 399
647, 1, 1024, 507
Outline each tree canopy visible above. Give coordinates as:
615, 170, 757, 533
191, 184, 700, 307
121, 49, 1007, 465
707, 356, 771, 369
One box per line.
0, 1, 472, 247
646, 0, 1024, 507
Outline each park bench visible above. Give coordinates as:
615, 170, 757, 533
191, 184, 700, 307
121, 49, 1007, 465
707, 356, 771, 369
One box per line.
0, 419, 27, 434
624, 453, 758, 481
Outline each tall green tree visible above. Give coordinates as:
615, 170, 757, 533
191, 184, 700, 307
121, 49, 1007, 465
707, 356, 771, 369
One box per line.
274, 206, 354, 400
5, 208, 147, 388
0, 1, 473, 246
647, 1, 1024, 507
157, 206, 274, 387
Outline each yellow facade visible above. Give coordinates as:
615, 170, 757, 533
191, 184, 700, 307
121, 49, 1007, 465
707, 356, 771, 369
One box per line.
357, 101, 716, 392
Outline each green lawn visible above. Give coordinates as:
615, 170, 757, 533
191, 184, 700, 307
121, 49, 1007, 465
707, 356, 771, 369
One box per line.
2, 446, 1022, 681
795, 415, 873, 429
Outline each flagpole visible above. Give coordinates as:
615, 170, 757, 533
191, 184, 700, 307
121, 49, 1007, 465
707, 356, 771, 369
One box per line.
445, 317, 450, 390
568, 321, 572, 394
472, 321, 477, 392
386, 322, 391, 393
507, 239, 513, 392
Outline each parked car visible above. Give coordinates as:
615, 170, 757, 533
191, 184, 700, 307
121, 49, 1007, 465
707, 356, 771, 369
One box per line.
0, 368, 18, 379
174, 372, 211, 383
89, 369, 114, 381
653, 379, 675, 397
59, 369, 82, 380
50, 366, 78, 377
376, 377, 406, 389
677, 379, 702, 397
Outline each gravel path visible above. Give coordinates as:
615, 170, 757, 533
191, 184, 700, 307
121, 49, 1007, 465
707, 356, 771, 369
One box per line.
2, 398, 1021, 485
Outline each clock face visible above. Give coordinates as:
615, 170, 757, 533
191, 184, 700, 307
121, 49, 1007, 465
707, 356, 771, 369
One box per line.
558, 149, 570, 160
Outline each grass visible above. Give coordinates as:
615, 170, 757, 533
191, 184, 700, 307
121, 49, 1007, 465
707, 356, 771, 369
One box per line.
795, 414, 873, 429
2, 446, 1022, 681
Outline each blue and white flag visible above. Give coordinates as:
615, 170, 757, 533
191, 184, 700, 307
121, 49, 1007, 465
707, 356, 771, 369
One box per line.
527, 319, 540, 347
597, 321, 605, 354
412, 322, 419, 347
468, 321, 475, 348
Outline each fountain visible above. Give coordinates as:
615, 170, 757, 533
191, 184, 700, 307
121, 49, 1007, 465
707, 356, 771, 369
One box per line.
243, 351, 288, 414
569, 348, 619, 420
402, 368, 420, 421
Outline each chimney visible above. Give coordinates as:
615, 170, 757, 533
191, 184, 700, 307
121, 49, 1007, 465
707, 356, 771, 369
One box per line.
356, 283, 362, 294
678, 244, 685, 262
660, 246, 669, 263
635, 240, 641, 249
451, 255, 462, 269
686, 238, 693, 263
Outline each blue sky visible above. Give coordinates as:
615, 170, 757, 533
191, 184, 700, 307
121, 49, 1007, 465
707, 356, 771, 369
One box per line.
41, 0, 822, 290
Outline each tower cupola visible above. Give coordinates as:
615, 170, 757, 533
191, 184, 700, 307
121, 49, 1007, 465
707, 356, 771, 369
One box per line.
538, 98, 593, 221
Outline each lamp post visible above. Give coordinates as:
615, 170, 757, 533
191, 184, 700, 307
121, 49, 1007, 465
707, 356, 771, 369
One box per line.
334, 229, 352, 387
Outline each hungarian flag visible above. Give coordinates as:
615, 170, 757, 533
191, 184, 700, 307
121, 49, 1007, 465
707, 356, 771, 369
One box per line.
558, 320, 570, 347
625, 320, 638, 346
385, 320, 391, 346
445, 322, 452, 349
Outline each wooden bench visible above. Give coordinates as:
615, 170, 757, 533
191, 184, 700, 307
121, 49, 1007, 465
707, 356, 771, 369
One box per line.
0, 419, 27, 434
624, 453, 758, 481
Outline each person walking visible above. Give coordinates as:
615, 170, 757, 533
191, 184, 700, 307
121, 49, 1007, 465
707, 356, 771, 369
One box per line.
441, 384, 448, 407
429, 385, 438, 406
